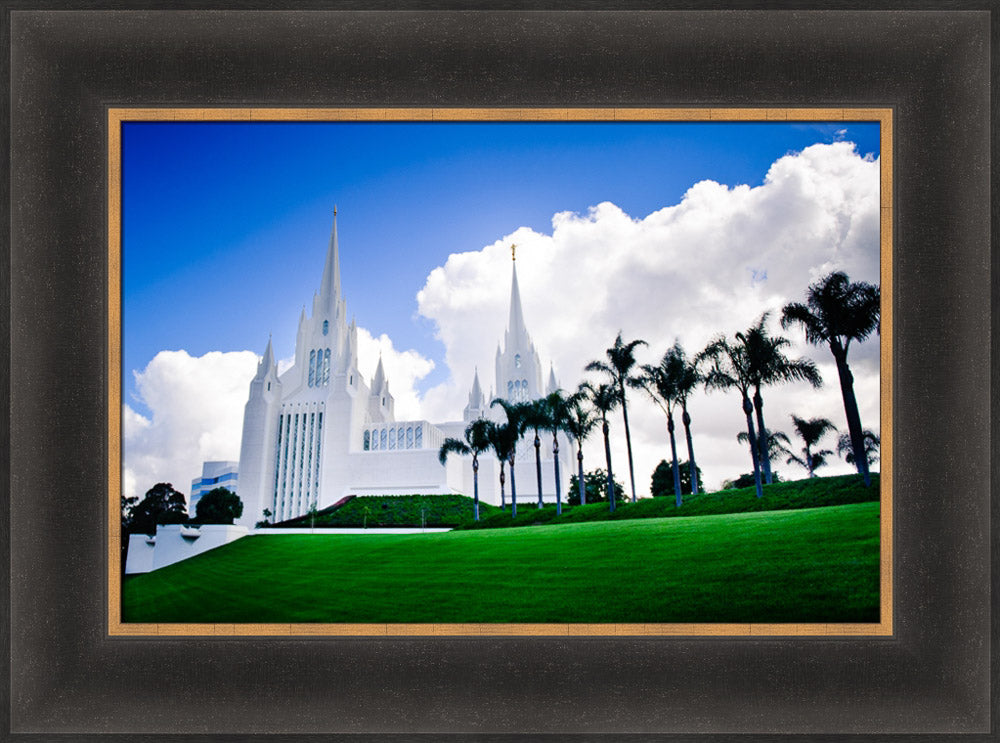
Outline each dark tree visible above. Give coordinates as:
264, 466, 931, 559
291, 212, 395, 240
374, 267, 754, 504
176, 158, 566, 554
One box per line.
129, 482, 188, 536
782, 271, 880, 486
651, 459, 704, 497
738, 313, 822, 484
568, 468, 625, 506
439, 418, 493, 521
586, 332, 647, 503
194, 487, 244, 525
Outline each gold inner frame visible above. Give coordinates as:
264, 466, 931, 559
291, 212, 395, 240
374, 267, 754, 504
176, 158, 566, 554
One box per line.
107, 107, 893, 637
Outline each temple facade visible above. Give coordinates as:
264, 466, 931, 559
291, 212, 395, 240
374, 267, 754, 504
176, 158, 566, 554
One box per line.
236, 211, 571, 527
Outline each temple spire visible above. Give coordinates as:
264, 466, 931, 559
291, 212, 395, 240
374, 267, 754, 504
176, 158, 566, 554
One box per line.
256, 336, 276, 379
319, 207, 341, 311
506, 248, 529, 350
470, 367, 483, 407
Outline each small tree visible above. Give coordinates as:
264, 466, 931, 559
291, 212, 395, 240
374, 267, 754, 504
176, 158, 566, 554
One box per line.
651, 459, 703, 497
194, 487, 244, 525
129, 482, 188, 536
568, 469, 625, 506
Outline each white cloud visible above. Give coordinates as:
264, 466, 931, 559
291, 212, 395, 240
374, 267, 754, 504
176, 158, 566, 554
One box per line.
124, 141, 883, 499
123, 336, 436, 502
415, 142, 882, 491
123, 350, 259, 501
355, 328, 435, 420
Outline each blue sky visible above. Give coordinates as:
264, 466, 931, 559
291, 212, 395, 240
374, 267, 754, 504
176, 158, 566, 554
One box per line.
122, 120, 879, 417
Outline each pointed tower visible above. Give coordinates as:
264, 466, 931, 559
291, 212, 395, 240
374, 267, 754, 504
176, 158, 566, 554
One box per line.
464, 367, 486, 421
236, 337, 283, 528
495, 244, 543, 403
547, 363, 559, 395
318, 206, 343, 318
368, 354, 394, 421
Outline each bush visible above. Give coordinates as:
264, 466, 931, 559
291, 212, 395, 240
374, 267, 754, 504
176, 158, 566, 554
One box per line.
194, 487, 244, 524
650, 459, 704, 496
567, 468, 625, 506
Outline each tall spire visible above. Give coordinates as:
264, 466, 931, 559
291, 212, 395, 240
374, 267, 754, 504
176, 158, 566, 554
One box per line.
256, 336, 276, 379
506, 247, 529, 350
318, 207, 341, 311
469, 367, 483, 407
371, 354, 386, 394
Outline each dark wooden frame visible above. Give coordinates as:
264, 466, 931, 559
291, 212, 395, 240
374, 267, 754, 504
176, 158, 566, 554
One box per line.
5, 4, 994, 738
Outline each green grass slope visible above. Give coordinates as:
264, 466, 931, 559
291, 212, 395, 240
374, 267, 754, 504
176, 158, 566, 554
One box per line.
272, 493, 502, 528
124, 501, 880, 624
464, 473, 879, 530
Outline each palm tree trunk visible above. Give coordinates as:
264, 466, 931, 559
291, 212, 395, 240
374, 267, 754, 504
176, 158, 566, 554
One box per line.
753, 388, 773, 484
509, 454, 518, 518
577, 447, 586, 505
499, 462, 506, 510
602, 418, 615, 512
682, 404, 698, 495
743, 394, 764, 498
552, 433, 562, 516
534, 431, 543, 508
805, 445, 815, 478
668, 411, 682, 507
472, 455, 480, 521
620, 390, 637, 503
833, 351, 871, 486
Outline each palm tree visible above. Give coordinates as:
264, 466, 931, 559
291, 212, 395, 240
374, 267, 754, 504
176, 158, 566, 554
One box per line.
669, 342, 704, 495
700, 336, 765, 499
542, 390, 571, 516
738, 313, 823, 484
633, 352, 684, 507
781, 271, 880, 486
586, 332, 647, 503
438, 418, 493, 521
563, 388, 598, 506
837, 429, 880, 469
490, 398, 529, 518
737, 428, 792, 472
522, 398, 551, 509
484, 419, 516, 514
580, 381, 620, 511
786, 415, 838, 478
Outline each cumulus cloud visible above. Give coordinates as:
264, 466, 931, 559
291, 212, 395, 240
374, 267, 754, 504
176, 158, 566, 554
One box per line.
123, 334, 436, 501
124, 141, 883, 498
415, 142, 883, 491
123, 350, 259, 500
355, 328, 435, 420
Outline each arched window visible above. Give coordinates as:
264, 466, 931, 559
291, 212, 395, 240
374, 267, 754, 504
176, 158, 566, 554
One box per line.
415, 426, 423, 448
507, 381, 513, 397
380, 428, 387, 449
406, 426, 413, 449
322, 320, 329, 335
398, 427, 405, 449
363, 430, 370, 451
515, 353, 521, 368
388, 427, 396, 450
308, 350, 316, 387
322, 349, 331, 385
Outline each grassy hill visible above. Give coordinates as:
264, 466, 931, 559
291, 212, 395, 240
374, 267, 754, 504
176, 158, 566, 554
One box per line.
270, 493, 501, 528
123, 501, 880, 624
464, 473, 879, 530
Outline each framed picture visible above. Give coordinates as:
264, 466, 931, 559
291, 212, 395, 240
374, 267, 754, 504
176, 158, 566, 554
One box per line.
109, 107, 891, 638
6, 6, 993, 739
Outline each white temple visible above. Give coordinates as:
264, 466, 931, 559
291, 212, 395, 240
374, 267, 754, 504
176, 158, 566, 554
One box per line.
236, 211, 572, 527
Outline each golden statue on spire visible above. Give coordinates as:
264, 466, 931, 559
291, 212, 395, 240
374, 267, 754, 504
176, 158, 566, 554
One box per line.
511, 243, 516, 262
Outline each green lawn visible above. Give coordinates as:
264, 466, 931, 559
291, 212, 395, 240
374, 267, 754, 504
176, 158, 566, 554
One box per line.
123, 501, 880, 624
